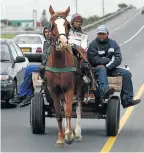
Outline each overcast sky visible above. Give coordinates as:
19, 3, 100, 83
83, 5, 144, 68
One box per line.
1, 0, 144, 21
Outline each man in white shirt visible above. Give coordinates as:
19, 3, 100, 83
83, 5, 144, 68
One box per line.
68, 13, 88, 54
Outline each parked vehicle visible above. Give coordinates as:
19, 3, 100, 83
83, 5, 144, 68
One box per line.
0, 39, 29, 106
13, 34, 45, 61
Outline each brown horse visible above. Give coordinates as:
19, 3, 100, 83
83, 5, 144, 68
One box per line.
45, 5, 85, 147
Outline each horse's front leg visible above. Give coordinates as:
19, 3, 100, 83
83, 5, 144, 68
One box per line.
74, 86, 84, 142
49, 89, 64, 147
64, 88, 74, 145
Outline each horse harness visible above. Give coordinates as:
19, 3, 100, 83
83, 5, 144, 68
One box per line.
45, 35, 79, 73
45, 14, 86, 74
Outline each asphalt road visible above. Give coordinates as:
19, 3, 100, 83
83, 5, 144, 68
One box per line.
1, 8, 144, 152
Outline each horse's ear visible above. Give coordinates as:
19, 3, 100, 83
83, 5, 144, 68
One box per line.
49, 5, 55, 16
65, 6, 70, 16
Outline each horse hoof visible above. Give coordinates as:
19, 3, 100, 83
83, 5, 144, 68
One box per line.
74, 135, 83, 142
64, 132, 74, 145
55, 140, 64, 148
65, 139, 74, 145
55, 143, 64, 148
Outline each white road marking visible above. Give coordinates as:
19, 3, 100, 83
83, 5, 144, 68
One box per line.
120, 24, 144, 46
111, 9, 141, 34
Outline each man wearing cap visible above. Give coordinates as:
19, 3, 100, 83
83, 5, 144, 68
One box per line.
87, 25, 141, 108
68, 13, 88, 55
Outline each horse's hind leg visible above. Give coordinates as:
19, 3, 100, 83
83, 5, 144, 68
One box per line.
49, 89, 64, 147
63, 88, 74, 145
74, 86, 84, 142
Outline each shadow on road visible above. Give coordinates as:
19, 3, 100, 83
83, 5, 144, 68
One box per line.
1, 101, 17, 109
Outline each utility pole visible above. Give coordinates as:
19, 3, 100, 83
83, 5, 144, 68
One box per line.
33, 9, 37, 28
76, 0, 78, 13
33, 0, 38, 28
102, 0, 105, 16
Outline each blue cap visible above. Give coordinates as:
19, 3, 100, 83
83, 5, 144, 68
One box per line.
97, 25, 109, 34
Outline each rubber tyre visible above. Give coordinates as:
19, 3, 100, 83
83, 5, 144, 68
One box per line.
31, 93, 45, 134
105, 98, 120, 136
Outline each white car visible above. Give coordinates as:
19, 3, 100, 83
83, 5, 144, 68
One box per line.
13, 34, 45, 60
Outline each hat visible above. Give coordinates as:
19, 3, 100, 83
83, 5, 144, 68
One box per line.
71, 13, 83, 24
97, 25, 109, 34
43, 25, 51, 39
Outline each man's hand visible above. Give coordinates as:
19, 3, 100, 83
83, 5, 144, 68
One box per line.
102, 57, 111, 64
40, 64, 45, 69
71, 44, 78, 56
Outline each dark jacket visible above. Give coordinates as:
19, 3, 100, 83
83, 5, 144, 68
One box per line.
41, 39, 51, 65
87, 38, 122, 70
41, 26, 52, 64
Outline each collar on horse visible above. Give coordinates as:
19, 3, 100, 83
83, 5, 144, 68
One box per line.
45, 66, 77, 73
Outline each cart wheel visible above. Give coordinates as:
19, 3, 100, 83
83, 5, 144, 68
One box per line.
105, 97, 120, 136
31, 92, 45, 134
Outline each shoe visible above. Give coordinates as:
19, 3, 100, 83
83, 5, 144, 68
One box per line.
9, 95, 24, 105
122, 99, 141, 108
19, 96, 33, 107
103, 87, 115, 99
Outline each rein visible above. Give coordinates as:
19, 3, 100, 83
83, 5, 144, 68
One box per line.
52, 33, 68, 44
45, 36, 78, 73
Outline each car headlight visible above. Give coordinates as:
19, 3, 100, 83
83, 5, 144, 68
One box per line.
0, 75, 9, 81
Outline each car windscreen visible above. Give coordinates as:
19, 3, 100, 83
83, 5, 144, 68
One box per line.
0, 43, 11, 62
13, 36, 42, 44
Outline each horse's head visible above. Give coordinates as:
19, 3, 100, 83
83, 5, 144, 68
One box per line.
49, 5, 70, 47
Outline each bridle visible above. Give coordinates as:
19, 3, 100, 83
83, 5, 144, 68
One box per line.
50, 15, 70, 47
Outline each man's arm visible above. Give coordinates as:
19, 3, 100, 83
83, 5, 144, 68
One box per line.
87, 42, 110, 66
41, 40, 50, 64
106, 41, 122, 70
42, 41, 47, 56
81, 34, 88, 51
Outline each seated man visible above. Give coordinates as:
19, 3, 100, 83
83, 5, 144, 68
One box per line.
10, 13, 88, 107
69, 13, 88, 52
87, 25, 141, 108
10, 26, 52, 107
